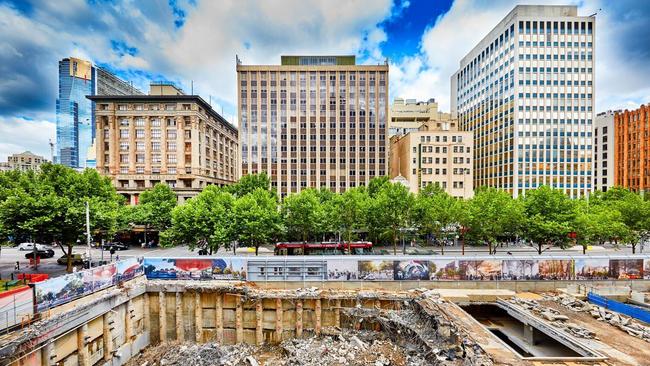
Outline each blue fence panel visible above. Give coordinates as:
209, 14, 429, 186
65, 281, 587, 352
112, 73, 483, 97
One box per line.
587, 292, 650, 325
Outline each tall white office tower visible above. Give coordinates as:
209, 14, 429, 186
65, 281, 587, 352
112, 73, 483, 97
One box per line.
451, 5, 595, 198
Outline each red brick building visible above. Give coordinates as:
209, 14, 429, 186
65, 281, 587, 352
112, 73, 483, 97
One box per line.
614, 104, 650, 192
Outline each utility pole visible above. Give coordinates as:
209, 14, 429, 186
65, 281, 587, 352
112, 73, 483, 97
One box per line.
85, 201, 92, 269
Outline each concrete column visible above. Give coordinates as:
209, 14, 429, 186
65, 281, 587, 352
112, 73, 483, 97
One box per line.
296, 300, 303, 338
524, 324, 535, 345
315, 298, 322, 336
144, 293, 151, 332
216, 293, 223, 343
159, 291, 167, 342
275, 298, 283, 343
41, 342, 55, 366
103, 312, 113, 361
255, 300, 263, 345
176, 292, 184, 341
125, 299, 133, 342
334, 299, 341, 328
235, 296, 243, 344
195, 292, 203, 343
77, 324, 90, 366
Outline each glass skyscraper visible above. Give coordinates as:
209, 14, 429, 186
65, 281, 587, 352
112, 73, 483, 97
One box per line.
56, 57, 94, 168
56, 58, 143, 168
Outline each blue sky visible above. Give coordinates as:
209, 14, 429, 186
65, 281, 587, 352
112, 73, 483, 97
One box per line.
0, 0, 649, 160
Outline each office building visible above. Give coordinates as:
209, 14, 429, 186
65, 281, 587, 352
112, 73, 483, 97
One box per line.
389, 97, 451, 137
451, 5, 595, 198
390, 121, 473, 198
0, 151, 46, 172
614, 104, 650, 193
237, 55, 389, 196
594, 110, 617, 192
89, 83, 238, 204
56, 57, 142, 169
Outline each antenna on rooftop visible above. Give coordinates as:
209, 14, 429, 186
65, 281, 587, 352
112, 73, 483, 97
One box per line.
588, 8, 601, 17
191, 80, 194, 95
49, 139, 55, 163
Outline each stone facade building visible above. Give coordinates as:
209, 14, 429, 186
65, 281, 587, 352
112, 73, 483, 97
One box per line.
89, 83, 238, 204
0, 151, 46, 172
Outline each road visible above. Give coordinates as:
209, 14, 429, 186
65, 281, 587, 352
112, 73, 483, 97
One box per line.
0, 242, 643, 280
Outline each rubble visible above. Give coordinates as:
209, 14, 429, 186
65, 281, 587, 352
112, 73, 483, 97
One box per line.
127, 331, 425, 366
545, 293, 650, 343
508, 297, 597, 339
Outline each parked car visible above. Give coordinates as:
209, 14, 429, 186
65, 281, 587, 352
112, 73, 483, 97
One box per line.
57, 254, 85, 265
101, 242, 129, 251
25, 249, 55, 259
17, 242, 51, 251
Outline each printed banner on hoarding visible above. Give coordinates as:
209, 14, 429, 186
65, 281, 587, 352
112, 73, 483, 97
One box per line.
501, 260, 539, 280
609, 259, 644, 279
459, 260, 501, 280
393, 260, 429, 280
144, 258, 247, 280
538, 260, 573, 280
116, 257, 144, 282
327, 260, 359, 280
575, 258, 609, 280
428, 259, 460, 280
358, 260, 394, 280
35, 272, 85, 312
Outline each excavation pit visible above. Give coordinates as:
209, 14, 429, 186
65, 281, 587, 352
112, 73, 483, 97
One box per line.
458, 301, 605, 362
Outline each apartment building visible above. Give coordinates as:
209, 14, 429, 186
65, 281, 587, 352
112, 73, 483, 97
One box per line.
451, 5, 595, 198
594, 110, 617, 192
0, 151, 46, 172
389, 97, 452, 137
614, 104, 650, 193
88, 83, 238, 204
237, 55, 389, 196
390, 121, 473, 198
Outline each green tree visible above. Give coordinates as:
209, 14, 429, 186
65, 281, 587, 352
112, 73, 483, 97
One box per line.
227, 173, 271, 197
0, 164, 124, 272
335, 187, 369, 245
281, 189, 322, 241
574, 200, 631, 254
368, 182, 414, 254
160, 185, 235, 253
594, 187, 650, 253
413, 184, 464, 254
461, 187, 523, 254
233, 188, 282, 255
131, 183, 177, 243
522, 186, 577, 254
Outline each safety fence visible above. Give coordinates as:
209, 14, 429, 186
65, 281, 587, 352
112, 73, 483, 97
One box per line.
587, 292, 650, 324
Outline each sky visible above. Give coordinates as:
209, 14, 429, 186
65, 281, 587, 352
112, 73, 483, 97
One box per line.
1, 0, 649, 161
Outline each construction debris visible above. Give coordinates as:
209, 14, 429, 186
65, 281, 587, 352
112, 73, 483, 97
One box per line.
546, 293, 650, 343
509, 297, 597, 339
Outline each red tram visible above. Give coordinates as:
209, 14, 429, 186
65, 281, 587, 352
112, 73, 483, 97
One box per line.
274, 241, 373, 255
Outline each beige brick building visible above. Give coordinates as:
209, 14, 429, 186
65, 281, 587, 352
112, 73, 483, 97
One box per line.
89, 83, 238, 204
390, 121, 474, 198
389, 97, 452, 137
237, 55, 388, 196
0, 151, 46, 172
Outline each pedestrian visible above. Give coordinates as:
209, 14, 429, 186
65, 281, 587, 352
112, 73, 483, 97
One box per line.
14, 261, 19, 271
115, 254, 120, 262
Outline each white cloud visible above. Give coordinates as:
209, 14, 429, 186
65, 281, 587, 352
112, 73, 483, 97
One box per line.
389, 0, 650, 113
0, 117, 55, 161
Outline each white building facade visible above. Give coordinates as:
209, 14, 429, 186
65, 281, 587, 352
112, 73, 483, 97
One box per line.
593, 110, 616, 192
451, 5, 595, 198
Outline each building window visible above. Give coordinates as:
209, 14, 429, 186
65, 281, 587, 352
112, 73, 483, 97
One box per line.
120, 154, 129, 163
119, 167, 128, 174
136, 154, 145, 163
151, 142, 161, 151
136, 142, 144, 151
151, 129, 162, 139
119, 142, 129, 151
136, 166, 144, 174
167, 142, 177, 151
136, 129, 145, 138
167, 154, 177, 164
118, 104, 127, 111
